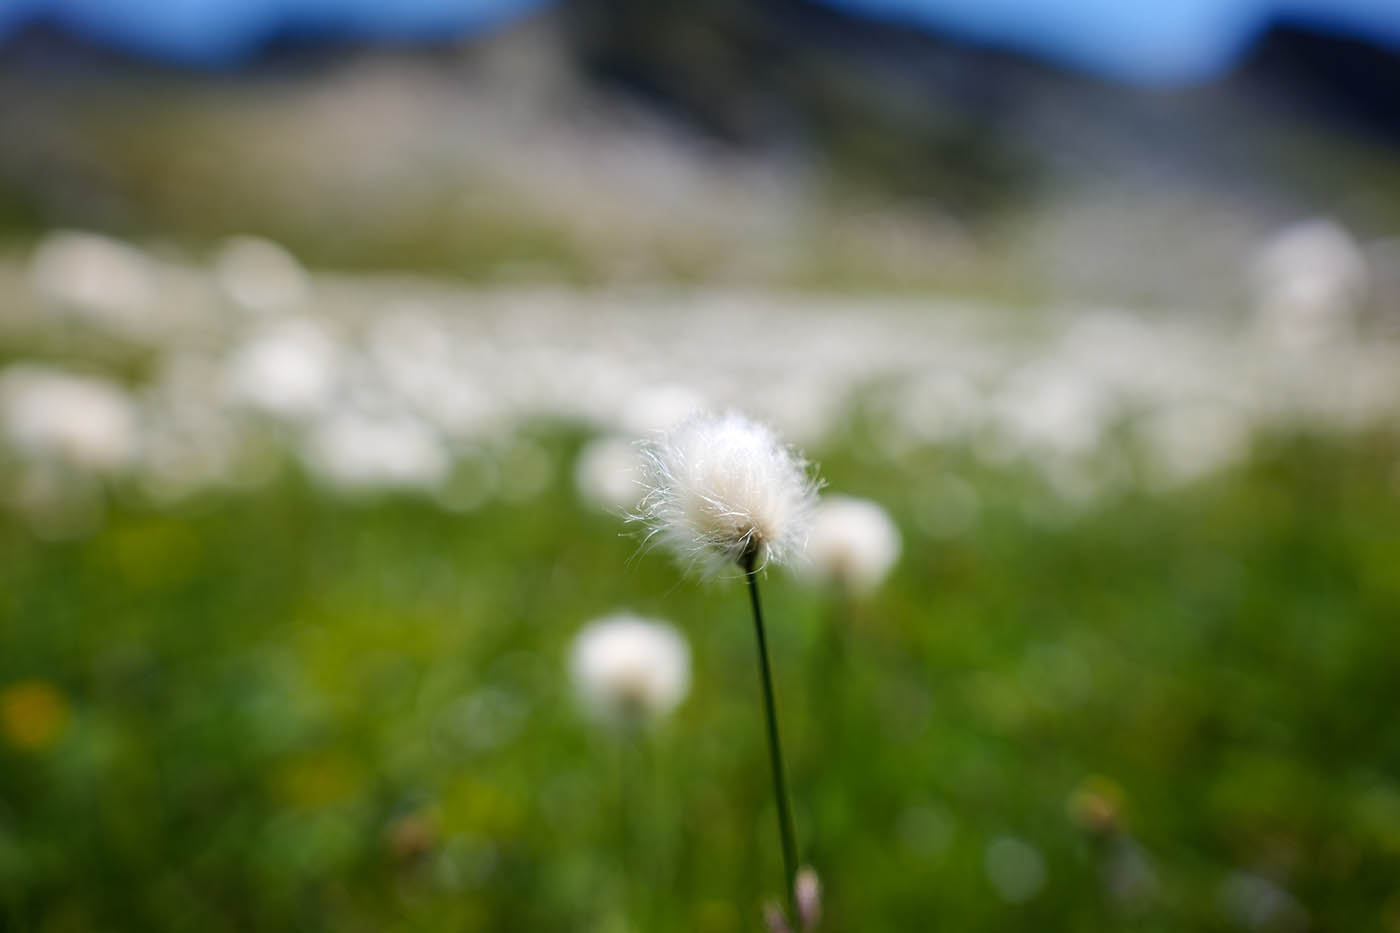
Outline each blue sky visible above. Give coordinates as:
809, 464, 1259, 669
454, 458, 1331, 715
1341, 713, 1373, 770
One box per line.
822, 0, 1400, 83
0, 0, 1396, 84
0, 0, 546, 62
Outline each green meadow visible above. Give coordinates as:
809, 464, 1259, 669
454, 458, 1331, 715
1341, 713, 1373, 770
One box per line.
4, 423, 1399, 931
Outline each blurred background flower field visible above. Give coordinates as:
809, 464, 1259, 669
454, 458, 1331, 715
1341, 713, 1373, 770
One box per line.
3, 1, 1400, 930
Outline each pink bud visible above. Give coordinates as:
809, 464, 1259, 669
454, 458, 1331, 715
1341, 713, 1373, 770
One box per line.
795, 867, 822, 930
763, 900, 792, 933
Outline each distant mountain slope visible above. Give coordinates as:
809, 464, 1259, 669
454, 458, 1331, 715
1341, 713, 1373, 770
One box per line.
0, 7, 1396, 306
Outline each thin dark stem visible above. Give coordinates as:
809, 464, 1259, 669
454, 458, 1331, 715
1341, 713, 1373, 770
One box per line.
742, 550, 800, 922
619, 731, 656, 931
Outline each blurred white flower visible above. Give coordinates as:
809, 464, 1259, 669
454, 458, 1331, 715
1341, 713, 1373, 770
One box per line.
29, 230, 155, 336
223, 318, 338, 420
0, 365, 138, 472
573, 435, 644, 512
212, 236, 310, 315
1220, 872, 1308, 932
1251, 218, 1368, 348
984, 836, 1047, 904
570, 613, 691, 726
300, 410, 449, 493
1103, 837, 1158, 908
800, 495, 901, 593
637, 411, 819, 573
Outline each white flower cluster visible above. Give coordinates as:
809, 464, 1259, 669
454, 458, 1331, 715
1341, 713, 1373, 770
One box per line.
4, 228, 1400, 541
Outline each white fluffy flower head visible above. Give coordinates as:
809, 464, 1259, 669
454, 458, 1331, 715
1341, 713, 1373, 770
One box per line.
802, 495, 902, 593
570, 614, 691, 726
636, 411, 820, 574
1, 365, 138, 472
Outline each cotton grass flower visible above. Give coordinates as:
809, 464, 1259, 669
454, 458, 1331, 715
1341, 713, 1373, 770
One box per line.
222, 318, 338, 421
212, 235, 310, 316
802, 495, 901, 594
29, 230, 155, 337
634, 410, 816, 923
570, 614, 691, 727
0, 365, 138, 472
636, 411, 819, 574
300, 409, 449, 494
1250, 217, 1368, 348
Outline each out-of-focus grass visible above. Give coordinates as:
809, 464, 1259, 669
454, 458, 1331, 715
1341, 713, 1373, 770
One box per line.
2, 424, 1399, 931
